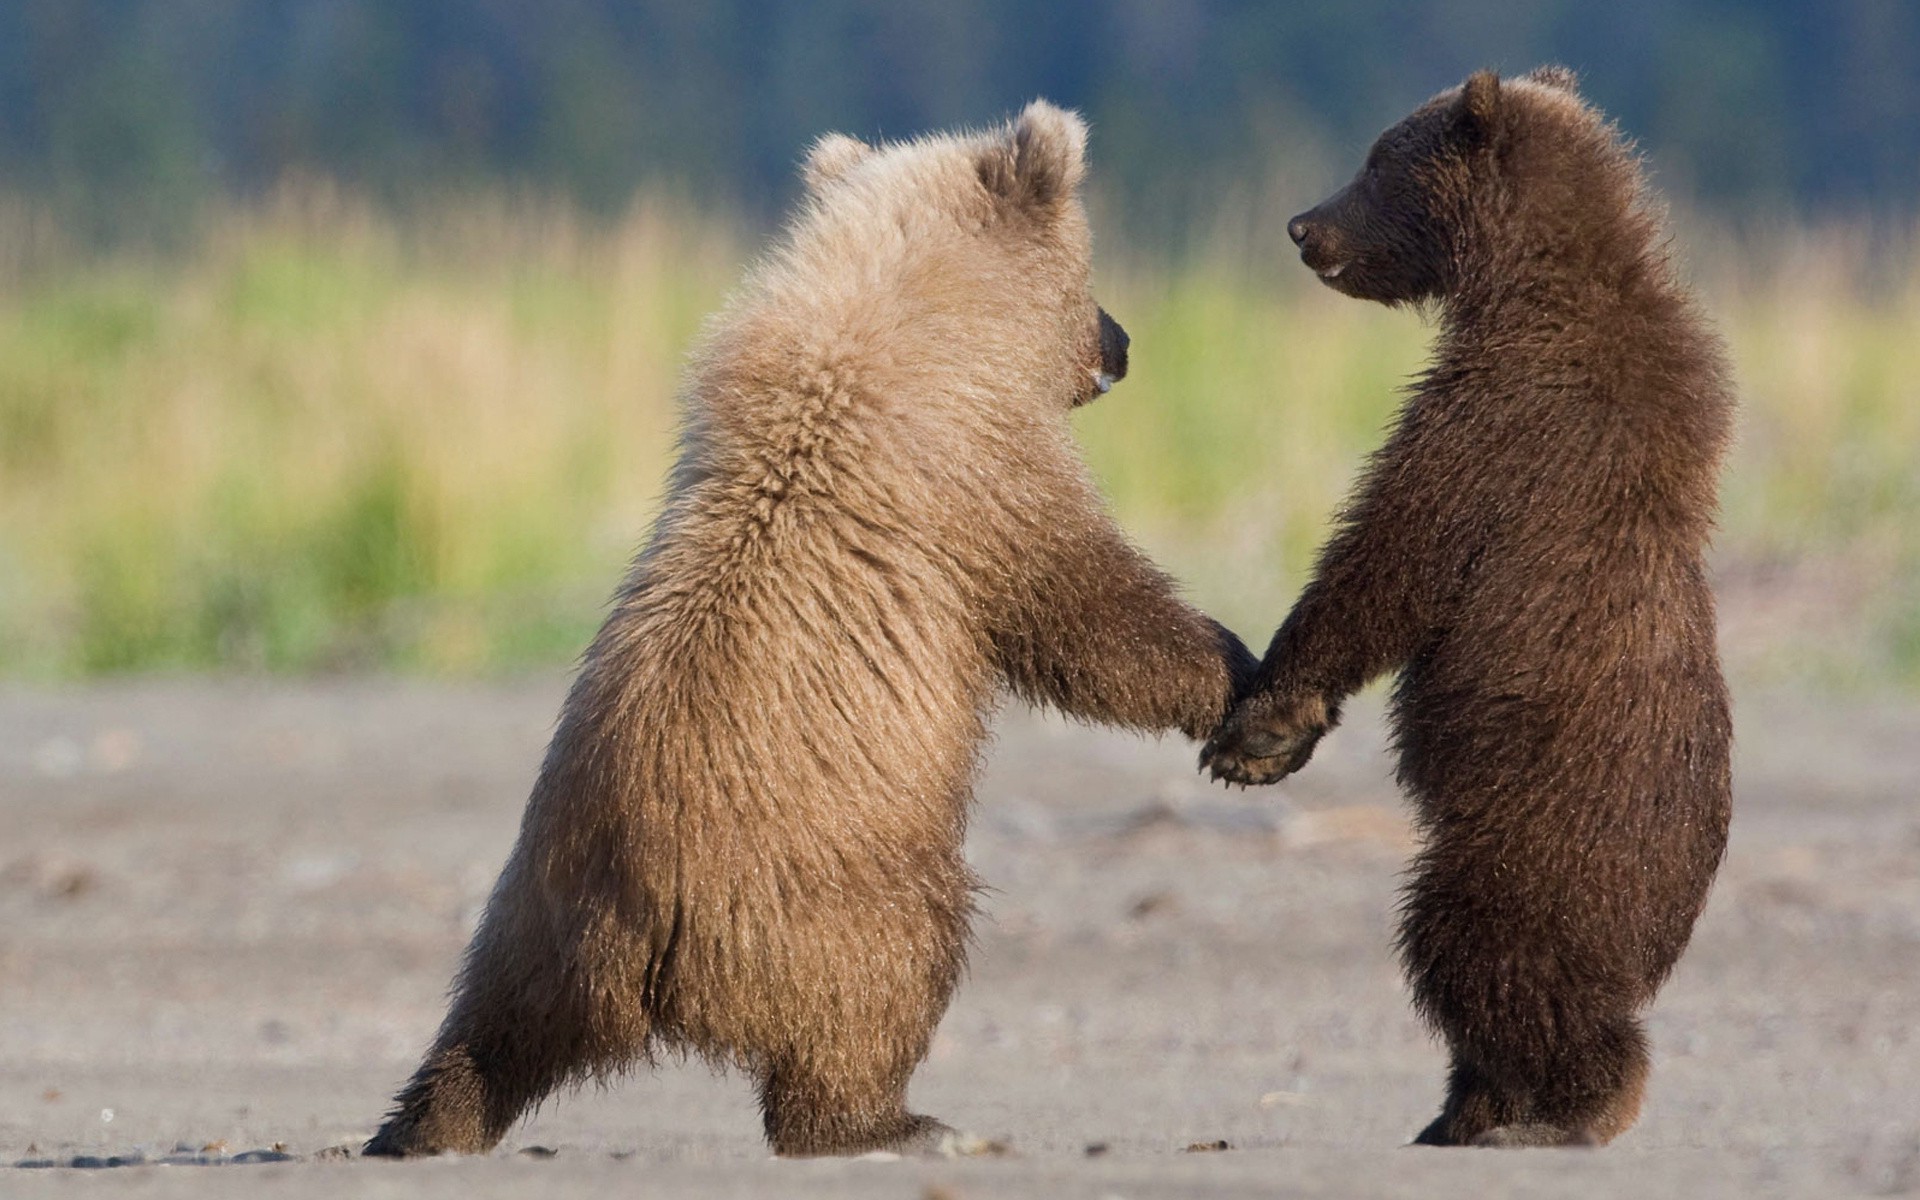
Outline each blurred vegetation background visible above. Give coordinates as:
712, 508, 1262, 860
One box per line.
0, 1, 1915, 688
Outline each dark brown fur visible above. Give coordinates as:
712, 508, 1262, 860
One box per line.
363, 102, 1253, 1159
1202, 67, 1734, 1147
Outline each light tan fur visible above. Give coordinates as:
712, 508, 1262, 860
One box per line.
365, 101, 1252, 1159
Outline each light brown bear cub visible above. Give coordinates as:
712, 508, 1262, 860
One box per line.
1205, 68, 1734, 1147
365, 101, 1254, 1159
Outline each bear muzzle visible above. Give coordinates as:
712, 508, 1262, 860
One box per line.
1287, 209, 1348, 282
1093, 307, 1129, 393
1077, 307, 1129, 405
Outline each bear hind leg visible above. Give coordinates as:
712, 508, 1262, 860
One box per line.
759, 1058, 955, 1157
363, 1034, 548, 1157
365, 907, 652, 1157
1413, 1017, 1650, 1148
754, 903, 971, 1157
755, 968, 964, 1158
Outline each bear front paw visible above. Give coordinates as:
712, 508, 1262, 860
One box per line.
1199, 691, 1336, 786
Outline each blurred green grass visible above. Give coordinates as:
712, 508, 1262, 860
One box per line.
0, 186, 1914, 688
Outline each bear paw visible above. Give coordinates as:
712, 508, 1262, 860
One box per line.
1412, 1116, 1601, 1148
1200, 691, 1336, 786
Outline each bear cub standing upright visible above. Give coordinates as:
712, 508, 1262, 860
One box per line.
1204, 67, 1734, 1147
364, 102, 1254, 1159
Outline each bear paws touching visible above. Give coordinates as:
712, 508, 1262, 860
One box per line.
1200, 687, 1339, 786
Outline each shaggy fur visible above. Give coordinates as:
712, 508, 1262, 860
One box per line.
1203, 67, 1734, 1147
364, 101, 1254, 1159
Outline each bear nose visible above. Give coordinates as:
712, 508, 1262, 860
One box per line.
1287, 216, 1312, 247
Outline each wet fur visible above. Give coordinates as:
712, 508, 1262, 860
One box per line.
364, 101, 1252, 1159
1204, 67, 1734, 1146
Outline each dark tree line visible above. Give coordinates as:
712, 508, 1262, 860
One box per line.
0, 0, 1913, 234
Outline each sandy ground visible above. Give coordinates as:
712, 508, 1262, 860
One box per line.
1, 677, 1917, 1197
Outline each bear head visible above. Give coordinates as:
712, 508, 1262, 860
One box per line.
784, 100, 1126, 408
1285, 65, 1614, 306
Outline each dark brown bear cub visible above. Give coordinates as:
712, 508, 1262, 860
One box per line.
1204, 66, 1734, 1147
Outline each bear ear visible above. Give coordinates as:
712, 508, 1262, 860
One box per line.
1450, 70, 1502, 150
1524, 64, 1580, 94
978, 99, 1088, 213
801, 133, 873, 193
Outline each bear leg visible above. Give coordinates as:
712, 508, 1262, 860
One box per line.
365, 901, 644, 1156
760, 1062, 955, 1158
363, 1033, 543, 1157
756, 981, 961, 1157
1411, 1017, 1649, 1147
754, 909, 969, 1156
1399, 835, 1656, 1148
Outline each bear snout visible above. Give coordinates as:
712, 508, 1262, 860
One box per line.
1079, 307, 1129, 403
1287, 211, 1331, 263
1097, 308, 1129, 384
1287, 210, 1352, 282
